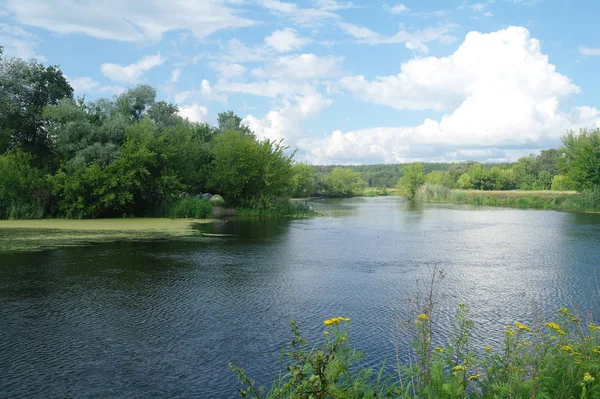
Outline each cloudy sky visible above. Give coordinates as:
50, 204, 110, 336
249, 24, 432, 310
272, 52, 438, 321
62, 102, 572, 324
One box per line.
1, 0, 599, 164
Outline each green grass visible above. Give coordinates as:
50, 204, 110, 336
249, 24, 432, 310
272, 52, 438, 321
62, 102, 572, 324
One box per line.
0, 218, 216, 253
415, 184, 586, 211
237, 200, 320, 219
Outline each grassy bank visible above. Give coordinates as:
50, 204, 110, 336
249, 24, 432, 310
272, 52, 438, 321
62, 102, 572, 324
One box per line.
414, 184, 598, 212
0, 218, 216, 253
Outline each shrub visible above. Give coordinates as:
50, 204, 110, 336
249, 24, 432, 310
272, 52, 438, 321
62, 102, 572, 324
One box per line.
167, 197, 213, 218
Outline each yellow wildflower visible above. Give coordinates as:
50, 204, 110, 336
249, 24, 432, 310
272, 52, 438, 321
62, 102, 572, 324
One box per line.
505, 329, 515, 336
417, 313, 430, 322
545, 322, 566, 335
561, 345, 574, 352
434, 347, 444, 353
453, 365, 466, 372
583, 373, 595, 383
592, 349, 600, 355
458, 302, 466, 308
571, 317, 580, 323
323, 316, 350, 326
484, 345, 492, 351
468, 373, 481, 381
515, 322, 532, 332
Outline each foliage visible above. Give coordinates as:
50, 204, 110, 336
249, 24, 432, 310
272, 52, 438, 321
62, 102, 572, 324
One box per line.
561, 186, 600, 212
236, 200, 319, 219
210, 130, 295, 208
396, 162, 425, 200
560, 129, 600, 191
291, 163, 316, 198
0, 54, 73, 163
0, 151, 47, 219
317, 167, 367, 197
166, 197, 213, 219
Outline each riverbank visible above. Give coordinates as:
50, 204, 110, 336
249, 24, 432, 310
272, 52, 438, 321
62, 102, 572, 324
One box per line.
413, 184, 593, 211
0, 218, 216, 253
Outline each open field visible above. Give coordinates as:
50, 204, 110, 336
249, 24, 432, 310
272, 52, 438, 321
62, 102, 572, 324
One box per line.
0, 218, 216, 253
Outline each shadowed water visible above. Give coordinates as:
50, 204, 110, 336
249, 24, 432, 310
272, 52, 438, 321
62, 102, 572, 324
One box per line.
1, 197, 600, 398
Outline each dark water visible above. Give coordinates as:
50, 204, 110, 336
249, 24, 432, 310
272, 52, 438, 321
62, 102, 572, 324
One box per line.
1, 197, 600, 398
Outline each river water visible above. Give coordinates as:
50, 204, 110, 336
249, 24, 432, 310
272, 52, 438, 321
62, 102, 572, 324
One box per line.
1, 197, 600, 398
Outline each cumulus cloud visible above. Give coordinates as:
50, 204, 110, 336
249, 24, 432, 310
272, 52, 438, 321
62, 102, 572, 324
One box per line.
243, 93, 333, 143
178, 104, 209, 123
303, 26, 600, 164
175, 79, 227, 103
3, 0, 255, 42
69, 76, 100, 93
101, 53, 165, 84
264, 28, 311, 52
336, 22, 457, 53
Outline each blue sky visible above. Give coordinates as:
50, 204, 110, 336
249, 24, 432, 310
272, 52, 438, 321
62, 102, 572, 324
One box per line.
1, 0, 600, 164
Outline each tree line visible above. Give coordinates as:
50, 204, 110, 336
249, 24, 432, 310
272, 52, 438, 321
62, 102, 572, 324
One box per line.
2, 49, 598, 219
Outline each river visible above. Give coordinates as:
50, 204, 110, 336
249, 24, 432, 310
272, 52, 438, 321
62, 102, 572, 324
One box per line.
1, 197, 599, 398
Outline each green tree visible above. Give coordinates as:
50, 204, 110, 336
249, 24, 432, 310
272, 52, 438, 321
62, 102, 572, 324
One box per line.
319, 167, 366, 197
0, 151, 48, 219
210, 130, 294, 207
0, 55, 73, 162
560, 129, 600, 191
291, 163, 316, 198
396, 163, 425, 199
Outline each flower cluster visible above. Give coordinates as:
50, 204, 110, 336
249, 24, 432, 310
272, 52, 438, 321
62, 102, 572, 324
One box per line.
546, 322, 566, 335
323, 316, 351, 326
515, 321, 532, 332
416, 313, 430, 322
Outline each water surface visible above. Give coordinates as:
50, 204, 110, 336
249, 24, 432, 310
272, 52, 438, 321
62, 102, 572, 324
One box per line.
1, 197, 600, 398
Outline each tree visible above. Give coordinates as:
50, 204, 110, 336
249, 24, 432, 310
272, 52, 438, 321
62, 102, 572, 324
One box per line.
318, 168, 366, 197
217, 110, 253, 135
291, 163, 316, 198
560, 129, 600, 191
210, 129, 295, 207
396, 163, 425, 199
0, 55, 73, 161
0, 151, 48, 219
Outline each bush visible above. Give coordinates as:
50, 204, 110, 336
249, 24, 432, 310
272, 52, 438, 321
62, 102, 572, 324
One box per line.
209, 194, 226, 207
167, 197, 213, 218
561, 186, 600, 212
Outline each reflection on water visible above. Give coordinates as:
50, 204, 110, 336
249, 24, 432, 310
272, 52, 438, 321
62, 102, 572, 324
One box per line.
1, 197, 600, 398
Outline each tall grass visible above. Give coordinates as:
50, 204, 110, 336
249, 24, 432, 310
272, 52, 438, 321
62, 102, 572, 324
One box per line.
166, 197, 213, 219
561, 186, 600, 212
2, 201, 45, 220
237, 200, 319, 219
415, 184, 589, 211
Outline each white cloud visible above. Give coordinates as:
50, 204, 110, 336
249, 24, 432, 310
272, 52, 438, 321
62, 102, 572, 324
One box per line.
219, 39, 268, 63
259, 0, 347, 26
251, 53, 344, 81
243, 93, 333, 143
304, 26, 600, 164
3, 0, 256, 42
390, 4, 409, 14
170, 68, 181, 83
69, 76, 100, 93
208, 62, 247, 78
579, 46, 600, 56
264, 28, 311, 52
336, 22, 457, 53
178, 104, 209, 123
101, 53, 165, 84
175, 79, 227, 103
0, 23, 44, 60
216, 80, 312, 97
